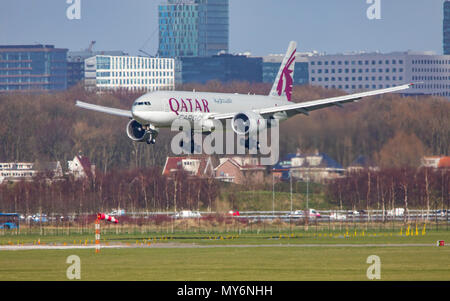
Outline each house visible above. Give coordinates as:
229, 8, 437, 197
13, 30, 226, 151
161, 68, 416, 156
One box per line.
346, 155, 379, 173
271, 153, 297, 181
162, 156, 215, 177
67, 155, 95, 179
420, 156, 450, 169
214, 156, 266, 184
270, 150, 344, 183
289, 151, 345, 183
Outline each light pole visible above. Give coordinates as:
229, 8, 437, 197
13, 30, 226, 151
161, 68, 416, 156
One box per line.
290, 169, 293, 213
304, 170, 310, 232
272, 171, 275, 216
289, 169, 293, 235
306, 171, 309, 211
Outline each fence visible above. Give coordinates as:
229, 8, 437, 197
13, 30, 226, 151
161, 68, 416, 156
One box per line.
0, 209, 448, 237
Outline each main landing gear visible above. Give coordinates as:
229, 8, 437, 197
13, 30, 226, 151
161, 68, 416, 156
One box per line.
179, 130, 201, 153
144, 126, 158, 145
243, 137, 261, 151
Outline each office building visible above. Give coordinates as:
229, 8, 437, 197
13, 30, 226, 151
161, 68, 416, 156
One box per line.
158, 0, 229, 57
84, 55, 175, 92
444, 1, 450, 55
67, 61, 84, 88
262, 52, 312, 86
0, 45, 67, 92
308, 51, 450, 98
67, 49, 127, 88
0, 161, 63, 184
177, 53, 262, 84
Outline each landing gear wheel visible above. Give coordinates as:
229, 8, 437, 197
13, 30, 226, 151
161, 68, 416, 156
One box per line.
179, 131, 196, 153
146, 133, 156, 145
244, 138, 261, 151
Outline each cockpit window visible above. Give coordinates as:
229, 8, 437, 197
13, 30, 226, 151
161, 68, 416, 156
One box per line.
133, 101, 151, 106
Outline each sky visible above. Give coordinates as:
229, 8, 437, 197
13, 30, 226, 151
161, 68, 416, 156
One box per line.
0, 0, 444, 56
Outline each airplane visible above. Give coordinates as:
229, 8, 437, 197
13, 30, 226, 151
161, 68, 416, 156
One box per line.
76, 41, 412, 147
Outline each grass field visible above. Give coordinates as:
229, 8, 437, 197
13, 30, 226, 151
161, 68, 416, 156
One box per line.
1, 246, 449, 281
0, 229, 449, 281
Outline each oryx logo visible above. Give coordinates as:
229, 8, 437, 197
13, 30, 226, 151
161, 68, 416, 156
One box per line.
276, 49, 296, 102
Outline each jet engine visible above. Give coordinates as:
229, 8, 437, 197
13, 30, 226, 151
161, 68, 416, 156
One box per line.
126, 119, 149, 142
231, 111, 266, 135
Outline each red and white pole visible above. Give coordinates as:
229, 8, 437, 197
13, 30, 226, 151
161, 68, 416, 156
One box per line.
95, 217, 100, 254
95, 213, 118, 253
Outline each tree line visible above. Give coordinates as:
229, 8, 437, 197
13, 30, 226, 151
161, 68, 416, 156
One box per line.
0, 168, 218, 216
0, 82, 448, 173
326, 167, 449, 216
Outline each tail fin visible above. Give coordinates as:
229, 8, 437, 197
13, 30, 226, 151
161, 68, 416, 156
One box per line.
269, 41, 297, 101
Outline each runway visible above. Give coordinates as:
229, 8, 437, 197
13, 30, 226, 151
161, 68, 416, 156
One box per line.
0, 242, 443, 251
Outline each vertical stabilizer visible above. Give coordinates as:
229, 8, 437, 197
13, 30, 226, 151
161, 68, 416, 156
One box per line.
269, 41, 297, 101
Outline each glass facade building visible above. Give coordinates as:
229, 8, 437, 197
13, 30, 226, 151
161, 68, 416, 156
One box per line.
263, 62, 309, 86
262, 54, 310, 86
177, 54, 262, 84
67, 61, 84, 88
0, 45, 67, 92
444, 1, 450, 55
158, 0, 229, 57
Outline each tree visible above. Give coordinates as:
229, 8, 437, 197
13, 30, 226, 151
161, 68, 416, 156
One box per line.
376, 132, 427, 168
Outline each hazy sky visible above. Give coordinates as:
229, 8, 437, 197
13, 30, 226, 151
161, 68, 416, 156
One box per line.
0, 0, 444, 56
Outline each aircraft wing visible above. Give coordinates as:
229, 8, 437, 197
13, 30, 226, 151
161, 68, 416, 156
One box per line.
211, 83, 413, 120
76, 100, 132, 118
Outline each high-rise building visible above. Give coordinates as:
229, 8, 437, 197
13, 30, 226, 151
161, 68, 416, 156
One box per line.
158, 0, 229, 57
84, 55, 175, 92
0, 45, 67, 92
444, 1, 450, 55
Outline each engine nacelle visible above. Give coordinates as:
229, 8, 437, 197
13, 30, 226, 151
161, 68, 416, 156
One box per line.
126, 119, 148, 142
231, 111, 266, 135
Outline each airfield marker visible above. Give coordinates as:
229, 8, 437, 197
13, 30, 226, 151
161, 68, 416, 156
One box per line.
95, 217, 100, 254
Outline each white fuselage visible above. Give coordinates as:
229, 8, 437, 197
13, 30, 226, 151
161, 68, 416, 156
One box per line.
131, 91, 289, 127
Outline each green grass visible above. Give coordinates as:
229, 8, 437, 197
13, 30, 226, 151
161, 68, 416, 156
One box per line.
1, 229, 449, 281
1, 246, 449, 281
1, 225, 449, 246
220, 188, 330, 211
